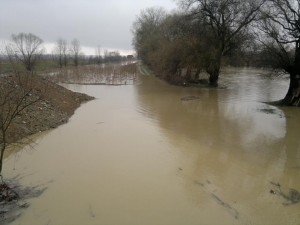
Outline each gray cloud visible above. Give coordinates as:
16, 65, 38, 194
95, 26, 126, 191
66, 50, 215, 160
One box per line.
0, 0, 176, 53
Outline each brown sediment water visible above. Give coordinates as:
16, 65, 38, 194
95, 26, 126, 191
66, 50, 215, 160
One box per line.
3, 67, 300, 225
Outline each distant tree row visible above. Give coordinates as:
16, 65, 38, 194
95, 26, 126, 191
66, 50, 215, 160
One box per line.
132, 0, 300, 106
86, 50, 130, 65
1, 33, 135, 73
52, 39, 130, 67
51, 38, 83, 68
3, 34, 83, 71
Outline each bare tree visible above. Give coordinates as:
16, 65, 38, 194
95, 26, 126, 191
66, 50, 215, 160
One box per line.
0, 73, 43, 175
69, 39, 81, 66
179, 0, 266, 86
53, 38, 68, 68
132, 7, 167, 63
258, 0, 300, 106
95, 45, 102, 64
6, 33, 44, 71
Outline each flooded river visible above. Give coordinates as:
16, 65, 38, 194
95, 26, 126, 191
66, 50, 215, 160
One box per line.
3, 67, 300, 225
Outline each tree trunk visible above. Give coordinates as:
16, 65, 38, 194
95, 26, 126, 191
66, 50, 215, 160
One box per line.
64, 55, 68, 67
282, 41, 300, 106
0, 145, 5, 175
74, 54, 79, 67
185, 67, 192, 82
59, 54, 63, 68
282, 74, 300, 106
208, 70, 219, 86
207, 53, 221, 87
195, 68, 201, 81
26, 62, 32, 71
207, 62, 220, 87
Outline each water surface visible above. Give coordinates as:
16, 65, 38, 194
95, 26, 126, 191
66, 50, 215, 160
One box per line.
4, 67, 300, 225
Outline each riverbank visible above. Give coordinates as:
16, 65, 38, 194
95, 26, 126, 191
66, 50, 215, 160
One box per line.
0, 74, 94, 148
0, 74, 94, 224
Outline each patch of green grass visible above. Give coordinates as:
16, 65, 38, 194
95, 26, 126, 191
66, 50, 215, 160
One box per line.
0, 63, 25, 74
35, 60, 59, 72
0, 60, 60, 74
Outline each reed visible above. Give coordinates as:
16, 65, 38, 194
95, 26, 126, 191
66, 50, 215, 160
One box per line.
49, 63, 137, 85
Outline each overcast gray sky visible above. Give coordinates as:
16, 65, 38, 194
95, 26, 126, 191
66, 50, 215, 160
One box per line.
0, 0, 177, 55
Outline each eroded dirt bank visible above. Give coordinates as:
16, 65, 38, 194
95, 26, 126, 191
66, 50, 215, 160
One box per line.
0, 74, 94, 224
0, 74, 94, 146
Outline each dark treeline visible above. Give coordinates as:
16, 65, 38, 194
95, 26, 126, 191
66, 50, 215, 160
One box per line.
132, 0, 300, 106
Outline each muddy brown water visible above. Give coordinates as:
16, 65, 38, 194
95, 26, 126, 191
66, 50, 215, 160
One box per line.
3, 67, 300, 225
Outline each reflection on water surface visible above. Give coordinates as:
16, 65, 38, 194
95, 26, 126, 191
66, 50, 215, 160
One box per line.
4, 67, 300, 225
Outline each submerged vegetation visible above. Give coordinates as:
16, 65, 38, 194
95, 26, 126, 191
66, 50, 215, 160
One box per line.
51, 63, 138, 86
